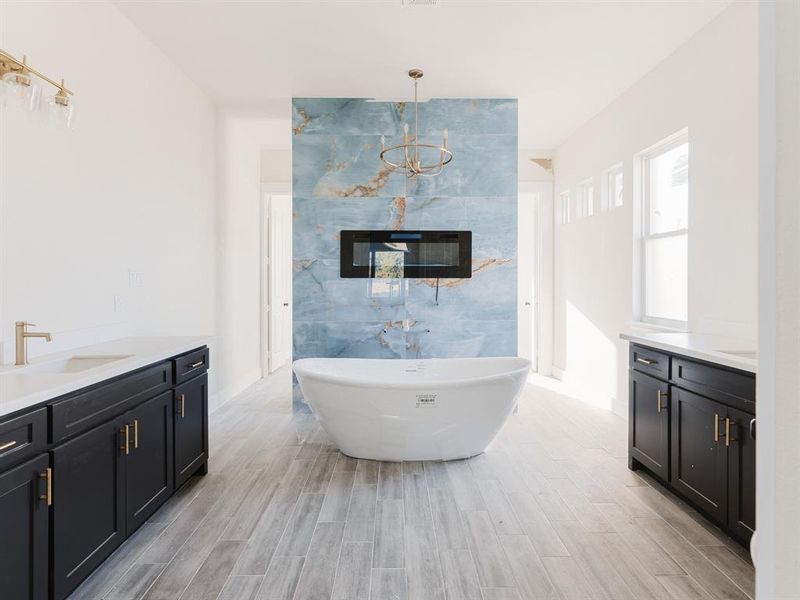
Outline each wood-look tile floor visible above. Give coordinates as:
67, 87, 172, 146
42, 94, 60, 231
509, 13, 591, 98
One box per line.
68, 370, 754, 600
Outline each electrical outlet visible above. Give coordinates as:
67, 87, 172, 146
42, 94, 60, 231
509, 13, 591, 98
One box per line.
113, 295, 124, 313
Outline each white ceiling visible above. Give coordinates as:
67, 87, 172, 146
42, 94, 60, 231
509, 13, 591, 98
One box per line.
115, 0, 730, 148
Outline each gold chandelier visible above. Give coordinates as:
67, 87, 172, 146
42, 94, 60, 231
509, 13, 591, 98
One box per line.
380, 69, 453, 178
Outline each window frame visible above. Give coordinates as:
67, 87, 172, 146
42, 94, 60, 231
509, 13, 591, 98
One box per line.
602, 163, 623, 211
558, 190, 571, 225
575, 178, 594, 219
637, 130, 689, 330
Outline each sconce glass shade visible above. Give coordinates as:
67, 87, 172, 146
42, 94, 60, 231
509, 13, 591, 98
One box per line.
45, 92, 75, 128
2, 70, 40, 111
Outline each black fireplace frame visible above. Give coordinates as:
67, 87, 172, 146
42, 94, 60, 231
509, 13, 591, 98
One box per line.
340, 230, 472, 279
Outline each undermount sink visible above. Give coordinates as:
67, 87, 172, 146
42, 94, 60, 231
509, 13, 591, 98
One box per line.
14, 355, 133, 375
718, 349, 758, 360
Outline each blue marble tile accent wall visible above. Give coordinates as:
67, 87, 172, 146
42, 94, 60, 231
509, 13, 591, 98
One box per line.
292, 98, 518, 360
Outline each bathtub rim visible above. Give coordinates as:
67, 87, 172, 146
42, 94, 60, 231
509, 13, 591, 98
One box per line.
292, 356, 532, 390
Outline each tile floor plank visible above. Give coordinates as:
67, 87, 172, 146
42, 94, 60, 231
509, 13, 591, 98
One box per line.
258, 556, 306, 600
378, 462, 404, 500
656, 575, 716, 600
439, 548, 482, 600
142, 515, 231, 600
356, 459, 379, 484
318, 470, 357, 522
234, 500, 297, 576
499, 533, 558, 599
217, 575, 264, 600
636, 518, 751, 600
374, 499, 405, 568
303, 452, 338, 493
429, 488, 468, 551
179, 539, 245, 600
348, 483, 378, 523
68, 522, 166, 599
541, 556, 601, 600
371, 568, 407, 600
697, 545, 755, 599
105, 563, 165, 600
404, 472, 434, 526
273, 493, 325, 557
404, 524, 446, 600
480, 588, 522, 600
478, 479, 523, 535
508, 492, 569, 558
461, 511, 516, 588
332, 541, 373, 600
293, 521, 346, 600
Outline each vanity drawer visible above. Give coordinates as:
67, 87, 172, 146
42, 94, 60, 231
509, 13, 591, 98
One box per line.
0, 408, 47, 472
630, 345, 670, 380
173, 347, 209, 385
51, 362, 172, 443
671, 357, 755, 414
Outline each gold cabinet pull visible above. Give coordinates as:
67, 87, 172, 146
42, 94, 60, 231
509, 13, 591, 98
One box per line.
714, 413, 719, 442
0, 440, 17, 451
178, 394, 185, 418
40, 467, 52, 506
725, 417, 732, 447
121, 425, 130, 455
189, 361, 204, 369
133, 419, 139, 449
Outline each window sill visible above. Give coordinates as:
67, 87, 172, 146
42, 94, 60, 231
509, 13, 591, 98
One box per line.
629, 321, 690, 334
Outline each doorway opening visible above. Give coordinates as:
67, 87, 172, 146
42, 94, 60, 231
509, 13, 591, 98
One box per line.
261, 189, 292, 376
518, 182, 554, 375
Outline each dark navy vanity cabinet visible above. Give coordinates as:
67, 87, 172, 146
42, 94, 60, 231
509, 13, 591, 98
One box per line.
628, 343, 755, 546
0, 346, 209, 600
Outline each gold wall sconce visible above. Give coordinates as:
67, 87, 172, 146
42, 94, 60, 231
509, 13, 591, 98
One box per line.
0, 49, 75, 128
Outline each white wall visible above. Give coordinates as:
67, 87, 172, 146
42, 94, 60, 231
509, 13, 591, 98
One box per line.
756, 1, 800, 596
0, 2, 217, 372
215, 112, 289, 405
551, 4, 758, 415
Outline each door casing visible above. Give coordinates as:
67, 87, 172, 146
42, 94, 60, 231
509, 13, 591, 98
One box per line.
261, 187, 293, 376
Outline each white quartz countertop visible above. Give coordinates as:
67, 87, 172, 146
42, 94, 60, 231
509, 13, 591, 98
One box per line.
0, 337, 209, 418
619, 331, 757, 374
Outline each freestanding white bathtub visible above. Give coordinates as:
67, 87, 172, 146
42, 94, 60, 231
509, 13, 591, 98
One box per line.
292, 357, 530, 461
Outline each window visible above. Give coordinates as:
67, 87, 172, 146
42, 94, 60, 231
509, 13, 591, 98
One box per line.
639, 131, 689, 327
557, 191, 571, 225
602, 164, 623, 211
575, 179, 594, 218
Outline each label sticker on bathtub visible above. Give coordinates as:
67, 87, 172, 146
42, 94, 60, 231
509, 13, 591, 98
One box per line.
416, 393, 437, 408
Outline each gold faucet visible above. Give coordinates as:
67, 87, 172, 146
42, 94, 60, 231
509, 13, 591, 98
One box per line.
15, 321, 53, 365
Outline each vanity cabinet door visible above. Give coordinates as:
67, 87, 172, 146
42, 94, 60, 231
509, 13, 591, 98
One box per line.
727, 408, 755, 544
52, 417, 127, 600
629, 371, 670, 480
0, 454, 49, 600
124, 391, 174, 532
670, 388, 727, 524
174, 374, 208, 488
